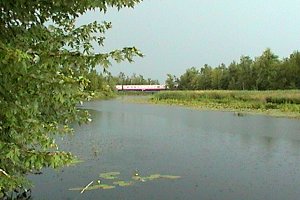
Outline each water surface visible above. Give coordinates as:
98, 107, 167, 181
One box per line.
30, 97, 300, 200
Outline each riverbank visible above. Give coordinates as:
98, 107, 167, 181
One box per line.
89, 91, 116, 100
148, 90, 300, 119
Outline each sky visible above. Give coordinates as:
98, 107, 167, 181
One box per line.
79, 0, 300, 83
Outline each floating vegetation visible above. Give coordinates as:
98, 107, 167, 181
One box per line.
69, 184, 115, 191
113, 181, 134, 187
142, 174, 161, 181
99, 172, 120, 180
69, 171, 181, 193
96, 184, 115, 190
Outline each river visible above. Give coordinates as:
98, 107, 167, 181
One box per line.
29, 96, 300, 200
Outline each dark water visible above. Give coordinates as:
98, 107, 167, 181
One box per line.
29, 97, 300, 200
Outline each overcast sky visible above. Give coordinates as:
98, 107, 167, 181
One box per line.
80, 0, 300, 83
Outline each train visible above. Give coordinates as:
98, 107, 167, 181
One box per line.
115, 85, 167, 91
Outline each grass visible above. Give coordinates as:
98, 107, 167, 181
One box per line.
149, 90, 300, 119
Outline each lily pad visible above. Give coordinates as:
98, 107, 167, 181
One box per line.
113, 181, 134, 187
69, 171, 181, 193
99, 172, 120, 180
97, 184, 115, 190
143, 174, 161, 180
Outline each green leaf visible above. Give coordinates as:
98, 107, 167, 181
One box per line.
113, 181, 134, 187
99, 172, 120, 180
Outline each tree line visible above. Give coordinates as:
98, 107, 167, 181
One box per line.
114, 72, 160, 85
166, 49, 300, 90
85, 71, 160, 93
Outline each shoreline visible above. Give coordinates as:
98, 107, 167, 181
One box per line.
123, 90, 300, 119
148, 98, 300, 119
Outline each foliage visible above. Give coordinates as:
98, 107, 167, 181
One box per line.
114, 72, 160, 85
165, 74, 178, 90
85, 70, 116, 99
0, 0, 143, 195
173, 48, 300, 90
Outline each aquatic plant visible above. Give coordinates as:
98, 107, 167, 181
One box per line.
113, 181, 134, 187
69, 184, 115, 191
69, 171, 181, 193
99, 172, 120, 180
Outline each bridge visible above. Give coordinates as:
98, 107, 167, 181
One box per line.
115, 85, 167, 91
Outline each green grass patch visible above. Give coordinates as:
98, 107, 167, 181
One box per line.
150, 90, 300, 119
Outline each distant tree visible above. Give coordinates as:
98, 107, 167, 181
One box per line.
169, 48, 300, 91
200, 65, 213, 90
285, 51, 300, 88
165, 74, 177, 90
114, 73, 159, 85
149, 79, 160, 85
227, 61, 239, 90
252, 48, 279, 90
178, 67, 200, 90
237, 56, 254, 90
218, 63, 229, 89
118, 72, 126, 85
211, 64, 227, 89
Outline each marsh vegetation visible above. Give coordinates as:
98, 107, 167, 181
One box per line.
150, 90, 300, 118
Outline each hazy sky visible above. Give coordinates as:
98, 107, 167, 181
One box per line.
80, 0, 300, 83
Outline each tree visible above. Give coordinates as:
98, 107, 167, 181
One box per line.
218, 63, 229, 89
167, 49, 300, 91
211, 64, 227, 90
237, 56, 254, 90
227, 61, 239, 90
85, 70, 112, 94
114, 73, 159, 85
178, 67, 200, 90
165, 74, 177, 90
199, 64, 212, 90
252, 48, 279, 90
118, 72, 126, 85
285, 51, 300, 88
291, 51, 300, 88
0, 0, 143, 196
